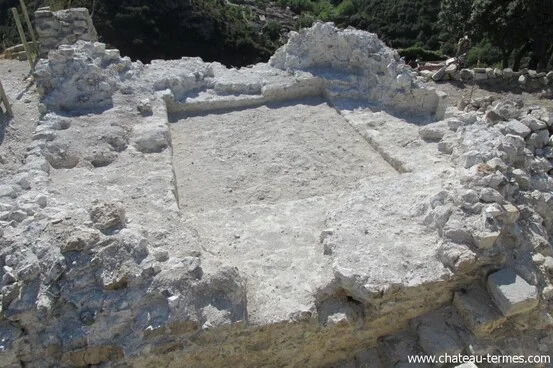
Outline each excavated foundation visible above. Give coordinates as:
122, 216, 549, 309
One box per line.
2, 20, 552, 368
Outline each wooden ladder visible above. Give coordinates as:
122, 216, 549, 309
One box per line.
11, 0, 39, 72
0, 80, 13, 117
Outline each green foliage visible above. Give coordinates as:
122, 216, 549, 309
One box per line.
277, 0, 314, 13
1, 0, 551, 71
46, 0, 71, 11
441, 0, 553, 70
466, 40, 502, 67
263, 19, 281, 41
439, 41, 456, 58
329, 0, 442, 50
398, 46, 445, 62
335, 0, 355, 17
295, 14, 314, 29
438, 0, 471, 40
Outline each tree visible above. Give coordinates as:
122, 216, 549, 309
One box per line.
470, 0, 525, 69
438, 0, 472, 41
518, 0, 553, 70
469, 0, 553, 70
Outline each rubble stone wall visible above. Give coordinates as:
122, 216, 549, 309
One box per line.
418, 65, 553, 92
34, 6, 97, 57
270, 22, 446, 118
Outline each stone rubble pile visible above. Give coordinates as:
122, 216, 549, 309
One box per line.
34, 7, 97, 58
270, 22, 445, 117
417, 97, 553, 354
34, 40, 137, 112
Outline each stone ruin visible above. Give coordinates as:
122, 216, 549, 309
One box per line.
34, 7, 97, 58
0, 15, 552, 368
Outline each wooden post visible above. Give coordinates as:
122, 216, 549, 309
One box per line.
19, 0, 39, 56
11, 8, 34, 72
0, 80, 13, 117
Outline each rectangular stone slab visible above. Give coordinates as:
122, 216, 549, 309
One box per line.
487, 267, 539, 316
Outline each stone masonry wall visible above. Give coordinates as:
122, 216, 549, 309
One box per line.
34, 6, 97, 57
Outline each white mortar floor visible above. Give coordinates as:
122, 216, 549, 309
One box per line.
171, 98, 399, 212
170, 98, 407, 324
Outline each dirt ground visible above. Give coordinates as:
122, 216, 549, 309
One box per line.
170, 98, 398, 212
0, 60, 39, 173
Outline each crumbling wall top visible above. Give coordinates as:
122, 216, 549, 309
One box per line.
34, 6, 97, 57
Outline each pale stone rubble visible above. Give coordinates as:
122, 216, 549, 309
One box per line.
0, 20, 551, 367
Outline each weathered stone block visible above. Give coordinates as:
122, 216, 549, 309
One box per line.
453, 286, 506, 337
521, 116, 547, 131
474, 72, 488, 81
487, 268, 539, 316
419, 122, 447, 141
460, 69, 473, 80
411, 309, 463, 365
504, 120, 531, 138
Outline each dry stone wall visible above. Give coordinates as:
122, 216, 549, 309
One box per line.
34, 7, 97, 58
418, 65, 553, 92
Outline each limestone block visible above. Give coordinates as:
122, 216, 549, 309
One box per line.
486, 157, 508, 173
499, 203, 520, 224
460, 151, 483, 168
419, 122, 448, 141
132, 123, 171, 153
472, 230, 500, 249
62, 228, 101, 253
485, 110, 503, 125
511, 168, 531, 190
526, 129, 550, 150
521, 116, 547, 131
504, 120, 531, 138
137, 98, 153, 115
487, 268, 539, 316
480, 188, 504, 203
0, 185, 17, 199
503, 68, 514, 78
519, 75, 528, 85
474, 72, 488, 81
493, 100, 522, 120
89, 201, 126, 233
438, 140, 454, 154
453, 286, 506, 337
446, 118, 463, 131
460, 69, 473, 80
411, 309, 463, 363
528, 70, 539, 78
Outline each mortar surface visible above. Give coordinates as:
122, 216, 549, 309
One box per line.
171, 98, 398, 212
